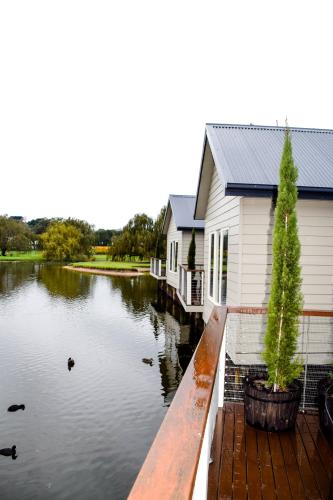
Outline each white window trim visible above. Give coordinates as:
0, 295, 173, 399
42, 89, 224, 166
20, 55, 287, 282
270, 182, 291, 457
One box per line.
169, 240, 179, 274
219, 229, 229, 305
208, 228, 229, 305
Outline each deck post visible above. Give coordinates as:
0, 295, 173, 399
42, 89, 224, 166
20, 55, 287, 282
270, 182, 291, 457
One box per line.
218, 329, 227, 407
186, 271, 192, 305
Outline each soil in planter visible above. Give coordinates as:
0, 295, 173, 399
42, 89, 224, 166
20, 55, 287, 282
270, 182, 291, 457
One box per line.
244, 373, 301, 432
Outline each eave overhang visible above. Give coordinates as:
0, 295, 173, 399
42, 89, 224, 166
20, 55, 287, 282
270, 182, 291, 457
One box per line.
225, 183, 333, 200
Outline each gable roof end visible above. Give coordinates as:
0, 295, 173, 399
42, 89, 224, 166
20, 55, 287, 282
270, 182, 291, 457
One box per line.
163, 195, 204, 235
195, 123, 333, 218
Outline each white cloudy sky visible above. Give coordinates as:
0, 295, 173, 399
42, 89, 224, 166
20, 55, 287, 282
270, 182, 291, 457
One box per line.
1, 0, 333, 229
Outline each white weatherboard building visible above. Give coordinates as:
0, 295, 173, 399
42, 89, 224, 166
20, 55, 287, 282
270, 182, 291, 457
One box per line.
150, 195, 205, 312
163, 195, 205, 312
195, 123, 333, 366
152, 124, 333, 364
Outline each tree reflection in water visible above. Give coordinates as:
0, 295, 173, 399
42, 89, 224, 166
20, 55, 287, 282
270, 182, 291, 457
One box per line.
0, 262, 36, 296
37, 265, 93, 300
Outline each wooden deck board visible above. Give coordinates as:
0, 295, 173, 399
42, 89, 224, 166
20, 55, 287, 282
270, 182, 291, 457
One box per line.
296, 414, 330, 498
219, 404, 235, 499
208, 403, 333, 500
233, 404, 247, 500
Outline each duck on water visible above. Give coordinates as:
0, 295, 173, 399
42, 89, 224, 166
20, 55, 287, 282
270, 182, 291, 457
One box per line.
8, 404, 25, 412
0, 446, 17, 459
68, 357, 75, 371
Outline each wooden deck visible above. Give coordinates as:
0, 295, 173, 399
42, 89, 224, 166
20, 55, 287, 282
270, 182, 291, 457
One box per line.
208, 403, 333, 500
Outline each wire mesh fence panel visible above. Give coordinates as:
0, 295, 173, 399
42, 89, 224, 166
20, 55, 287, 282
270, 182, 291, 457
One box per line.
224, 312, 333, 410
190, 271, 204, 306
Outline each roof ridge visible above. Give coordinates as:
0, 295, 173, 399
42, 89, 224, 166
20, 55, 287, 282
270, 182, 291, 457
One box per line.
206, 123, 333, 134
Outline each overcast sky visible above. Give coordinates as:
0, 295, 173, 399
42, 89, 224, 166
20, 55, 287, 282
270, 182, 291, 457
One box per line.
1, 1, 333, 229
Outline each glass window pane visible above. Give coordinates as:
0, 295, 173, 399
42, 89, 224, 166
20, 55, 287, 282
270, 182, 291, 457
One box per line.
209, 233, 215, 297
217, 231, 222, 303
221, 231, 228, 304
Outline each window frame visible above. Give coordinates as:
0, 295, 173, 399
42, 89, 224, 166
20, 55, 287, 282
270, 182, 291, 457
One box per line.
208, 228, 229, 304
169, 240, 179, 274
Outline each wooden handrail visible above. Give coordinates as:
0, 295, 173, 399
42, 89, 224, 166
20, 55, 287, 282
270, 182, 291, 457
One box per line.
128, 306, 227, 500
227, 306, 333, 317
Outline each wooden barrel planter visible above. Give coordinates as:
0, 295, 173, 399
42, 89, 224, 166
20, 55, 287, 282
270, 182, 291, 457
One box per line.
244, 373, 301, 432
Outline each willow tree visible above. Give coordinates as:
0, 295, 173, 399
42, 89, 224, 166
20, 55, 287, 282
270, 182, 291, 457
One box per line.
263, 128, 303, 391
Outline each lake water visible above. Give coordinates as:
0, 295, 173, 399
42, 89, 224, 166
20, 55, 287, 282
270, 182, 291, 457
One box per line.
0, 263, 201, 500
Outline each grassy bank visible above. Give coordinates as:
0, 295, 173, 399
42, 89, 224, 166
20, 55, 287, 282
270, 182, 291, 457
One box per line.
70, 260, 150, 271
0, 251, 44, 261
0, 251, 150, 271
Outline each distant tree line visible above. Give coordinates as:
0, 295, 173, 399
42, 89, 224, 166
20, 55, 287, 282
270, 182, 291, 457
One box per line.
0, 207, 166, 262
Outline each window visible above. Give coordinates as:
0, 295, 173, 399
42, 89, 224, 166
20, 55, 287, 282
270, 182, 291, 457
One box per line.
174, 242, 178, 272
169, 240, 179, 273
208, 229, 228, 304
209, 233, 215, 297
220, 231, 228, 305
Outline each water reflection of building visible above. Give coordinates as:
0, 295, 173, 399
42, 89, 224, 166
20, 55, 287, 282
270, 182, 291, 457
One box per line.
150, 295, 203, 406
110, 275, 157, 317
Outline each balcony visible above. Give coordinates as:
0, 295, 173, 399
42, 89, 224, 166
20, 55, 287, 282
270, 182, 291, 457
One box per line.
177, 264, 204, 313
129, 307, 333, 500
150, 258, 166, 280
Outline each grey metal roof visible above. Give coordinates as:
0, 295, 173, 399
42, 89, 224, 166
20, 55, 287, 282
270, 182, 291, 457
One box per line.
164, 195, 204, 234
206, 123, 333, 195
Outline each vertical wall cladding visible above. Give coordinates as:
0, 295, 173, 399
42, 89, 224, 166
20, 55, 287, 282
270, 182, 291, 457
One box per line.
240, 198, 333, 309
166, 214, 182, 289
203, 167, 240, 323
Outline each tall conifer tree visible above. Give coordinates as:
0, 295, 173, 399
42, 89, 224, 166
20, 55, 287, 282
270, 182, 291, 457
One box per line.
263, 128, 303, 391
187, 228, 196, 270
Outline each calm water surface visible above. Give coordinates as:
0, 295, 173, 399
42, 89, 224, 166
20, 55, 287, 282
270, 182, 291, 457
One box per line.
0, 263, 200, 500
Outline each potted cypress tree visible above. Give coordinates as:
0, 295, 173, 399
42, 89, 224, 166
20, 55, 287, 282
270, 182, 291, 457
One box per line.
187, 229, 198, 303
244, 127, 303, 432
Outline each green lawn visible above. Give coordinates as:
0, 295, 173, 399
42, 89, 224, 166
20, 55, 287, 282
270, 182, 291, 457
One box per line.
0, 251, 150, 271
0, 251, 44, 261
71, 260, 150, 270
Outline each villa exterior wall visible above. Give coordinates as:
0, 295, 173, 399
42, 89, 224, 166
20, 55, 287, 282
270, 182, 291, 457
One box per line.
166, 213, 182, 289
240, 197, 333, 310
203, 167, 241, 323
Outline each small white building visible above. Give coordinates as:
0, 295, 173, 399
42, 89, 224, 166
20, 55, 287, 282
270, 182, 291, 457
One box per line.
151, 195, 205, 312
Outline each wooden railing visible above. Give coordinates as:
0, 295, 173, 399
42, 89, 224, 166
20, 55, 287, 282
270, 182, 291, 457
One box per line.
128, 306, 227, 500
129, 306, 333, 499
227, 306, 333, 317
178, 264, 204, 306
